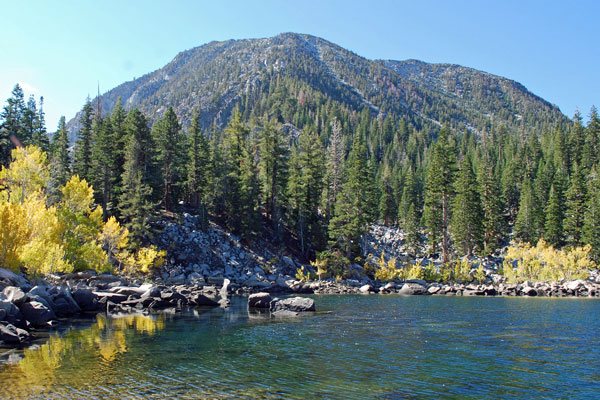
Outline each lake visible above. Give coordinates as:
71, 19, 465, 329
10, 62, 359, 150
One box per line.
1, 295, 599, 399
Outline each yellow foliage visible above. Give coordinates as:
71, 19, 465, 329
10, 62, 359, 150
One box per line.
122, 245, 166, 274
99, 216, 129, 263
60, 175, 94, 215
295, 265, 313, 281
0, 146, 50, 204
0, 201, 30, 271
374, 254, 400, 281
502, 239, 594, 283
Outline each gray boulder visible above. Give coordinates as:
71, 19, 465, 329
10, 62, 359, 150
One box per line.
248, 292, 272, 308
28, 286, 55, 309
0, 300, 23, 326
4, 286, 26, 307
0, 268, 28, 288
20, 301, 55, 327
270, 296, 315, 312
0, 322, 30, 344
398, 282, 429, 296
53, 288, 81, 317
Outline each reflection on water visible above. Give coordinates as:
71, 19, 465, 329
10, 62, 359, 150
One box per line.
0, 313, 164, 398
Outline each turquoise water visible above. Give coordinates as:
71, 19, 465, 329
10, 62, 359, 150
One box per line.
1, 296, 599, 399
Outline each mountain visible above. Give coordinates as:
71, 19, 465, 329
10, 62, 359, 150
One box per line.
67, 32, 568, 135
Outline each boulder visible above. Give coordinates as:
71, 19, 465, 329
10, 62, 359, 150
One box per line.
522, 286, 538, 297
359, 284, 374, 293
565, 280, 585, 291
3, 286, 26, 307
71, 288, 98, 311
0, 268, 28, 288
20, 301, 55, 327
191, 293, 220, 307
428, 286, 442, 295
0, 322, 30, 344
28, 286, 55, 309
270, 296, 315, 312
0, 300, 23, 326
398, 282, 429, 296
92, 291, 128, 304
248, 292, 272, 308
141, 286, 162, 299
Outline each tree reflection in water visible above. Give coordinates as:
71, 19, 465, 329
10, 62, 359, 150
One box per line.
0, 313, 165, 398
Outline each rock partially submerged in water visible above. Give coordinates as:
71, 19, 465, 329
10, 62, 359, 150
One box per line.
248, 292, 272, 308
270, 297, 315, 313
0, 322, 30, 344
248, 293, 315, 315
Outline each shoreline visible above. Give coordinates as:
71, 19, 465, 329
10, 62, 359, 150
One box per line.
1, 265, 599, 350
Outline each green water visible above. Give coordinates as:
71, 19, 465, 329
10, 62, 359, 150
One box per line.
1, 296, 599, 399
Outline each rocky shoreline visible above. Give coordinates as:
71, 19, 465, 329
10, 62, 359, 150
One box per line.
1, 261, 599, 349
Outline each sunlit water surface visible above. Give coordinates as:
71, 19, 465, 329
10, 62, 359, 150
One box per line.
1, 296, 599, 399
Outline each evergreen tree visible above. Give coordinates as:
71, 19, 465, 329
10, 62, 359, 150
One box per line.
119, 110, 155, 245
583, 166, 600, 261
109, 98, 128, 207
582, 107, 600, 172
329, 134, 375, 257
404, 203, 422, 256
49, 116, 71, 195
424, 126, 456, 262
90, 117, 116, 217
152, 107, 185, 211
324, 118, 345, 220
186, 110, 211, 228
31, 96, 49, 151
259, 117, 288, 235
73, 98, 94, 181
564, 162, 587, 246
450, 155, 483, 256
378, 165, 396, 226
223, 109, 250, 233
544, 183, 565, 247
21, 95, 38, 146
1, 84, 26, 165
479, 164, 505, 254
238, 136, 261, 239
514, 178, 537, 244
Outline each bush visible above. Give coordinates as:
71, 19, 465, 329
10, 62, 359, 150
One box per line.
501, 239, 594, 283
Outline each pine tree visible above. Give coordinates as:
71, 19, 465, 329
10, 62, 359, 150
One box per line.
451, 155, 483, 256
324, 118, 345, 220
329, 134, 375, 257
564, 162, 587, 246
1, 84, 26, 165
239, 133, 261, 239
119, 109, 155, 246
479, 164, 505, 254
404, 203, 422, 256
152, 107, 185, 211
109, 98, 128, 207
90, 117, 116, 217
544, 183, 565, 247
73, 98, 94, 181
31, 96, 49, 152
583, 166, 600, 261
424, 126, 456, 262
21, 95, 37, 146
378, 165, 396, 226
186, 110, 211, 228
259, 117, 288, 235
223, 109, 250, 234
49, 116, 71, 196
570, 111, 585, 168
514, 178, 537, 244
582, 107, 600, 172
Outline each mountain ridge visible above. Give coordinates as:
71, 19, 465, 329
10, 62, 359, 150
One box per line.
67, 32, 568, 136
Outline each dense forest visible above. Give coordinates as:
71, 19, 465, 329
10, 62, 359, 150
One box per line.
1, 77, 599, 281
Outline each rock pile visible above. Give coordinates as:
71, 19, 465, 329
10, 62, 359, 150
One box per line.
0, 267, 225, 345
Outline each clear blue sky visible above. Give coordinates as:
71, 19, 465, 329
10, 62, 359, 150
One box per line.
1, 0, 598, 130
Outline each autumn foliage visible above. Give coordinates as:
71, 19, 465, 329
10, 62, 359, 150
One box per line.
0, 146, 164, 275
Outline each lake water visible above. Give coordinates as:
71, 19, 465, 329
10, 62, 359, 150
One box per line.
1, 296, 599, 399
